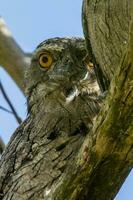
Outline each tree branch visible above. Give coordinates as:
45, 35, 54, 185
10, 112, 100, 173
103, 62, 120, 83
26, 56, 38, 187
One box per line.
82, 0, 132, 90
0, 80, 22, 124
0, 106, 12, 114
0, 17, 30, 92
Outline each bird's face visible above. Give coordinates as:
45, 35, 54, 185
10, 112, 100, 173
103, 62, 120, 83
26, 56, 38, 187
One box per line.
26, 38, 95, 97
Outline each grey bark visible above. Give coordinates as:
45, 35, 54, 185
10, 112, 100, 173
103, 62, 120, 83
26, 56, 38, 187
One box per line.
0, 17, 30, 91
0, 0, 133, 200
82, 0, 133, 90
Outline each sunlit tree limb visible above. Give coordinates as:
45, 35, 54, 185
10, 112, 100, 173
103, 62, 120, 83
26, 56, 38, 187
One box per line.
0, 17, 30, 92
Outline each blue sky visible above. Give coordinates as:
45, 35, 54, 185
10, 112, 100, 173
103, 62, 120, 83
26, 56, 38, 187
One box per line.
0, 1, 132, 199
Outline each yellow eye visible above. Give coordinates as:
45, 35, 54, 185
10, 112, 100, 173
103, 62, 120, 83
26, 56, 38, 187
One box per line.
87, 61, 94, 70
39, 52, 54, 68
83, 55, 94, 71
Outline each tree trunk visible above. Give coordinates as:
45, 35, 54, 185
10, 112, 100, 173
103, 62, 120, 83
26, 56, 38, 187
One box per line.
82, 0, 133, 90
0, 1, 133, 200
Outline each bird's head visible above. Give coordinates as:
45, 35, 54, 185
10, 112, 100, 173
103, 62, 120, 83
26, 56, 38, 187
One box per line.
25, 37, 97, 103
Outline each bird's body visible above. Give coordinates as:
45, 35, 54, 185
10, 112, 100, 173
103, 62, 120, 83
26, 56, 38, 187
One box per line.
0, 38, 102, 200
26, 38, 101, 135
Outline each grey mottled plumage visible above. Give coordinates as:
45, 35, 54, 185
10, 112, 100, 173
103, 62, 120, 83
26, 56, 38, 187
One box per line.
0, 38, 102, 200
26, 38, 101, 134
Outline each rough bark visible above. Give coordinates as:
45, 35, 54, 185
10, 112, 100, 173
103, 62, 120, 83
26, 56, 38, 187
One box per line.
0, 1, 133, 200
0, 17, 30, 91
82, 0, 133, 90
